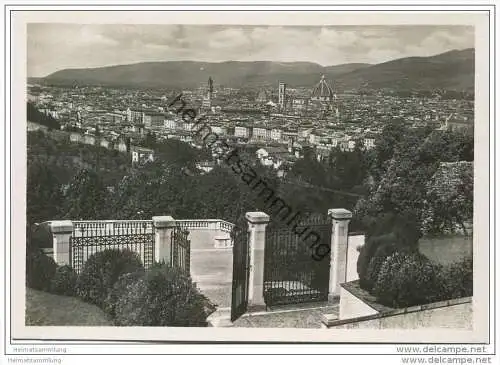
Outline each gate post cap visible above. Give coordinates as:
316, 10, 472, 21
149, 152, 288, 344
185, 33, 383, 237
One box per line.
245, 212, 270, 224
152, 216, 176, 228
49, 220, 73, 234
328, 209, 353, 220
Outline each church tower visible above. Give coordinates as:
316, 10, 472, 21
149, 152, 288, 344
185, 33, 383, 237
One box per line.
278, 81, 287, 112
202, 76, 214, 110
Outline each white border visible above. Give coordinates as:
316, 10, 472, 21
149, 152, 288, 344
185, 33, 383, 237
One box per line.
2, 2, 496, 356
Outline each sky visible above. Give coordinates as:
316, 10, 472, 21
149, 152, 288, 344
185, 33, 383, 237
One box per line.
27, 24, 474, 77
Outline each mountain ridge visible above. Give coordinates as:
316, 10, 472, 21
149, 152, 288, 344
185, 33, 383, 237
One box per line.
38, 48, 474, 92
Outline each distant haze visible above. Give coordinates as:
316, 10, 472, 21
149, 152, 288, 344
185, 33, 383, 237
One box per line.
27, 24, 474, 77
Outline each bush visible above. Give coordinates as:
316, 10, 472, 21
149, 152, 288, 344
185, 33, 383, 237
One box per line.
441, 256, 473, 299
364, 242, 397, 292
50, 265, 77, 296
372, 251, 408, 307
28, 224, 53, 250
357, 233, 397, 290
392, 211, 422, 251
26, 249, 58, 292
103, 271, 145, 317
374, 252, 444, 308
113, 262, 217, 327
76, 249, 144, 308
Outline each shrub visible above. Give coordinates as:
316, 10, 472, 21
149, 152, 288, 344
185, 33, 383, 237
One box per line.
392, 211, 422, 251
442, 256, 473, 299
364, 242, 397, 292
28, 224, 53, 250
26, 249, 58, 292
372, 251, 408, 307
113, 262, 217, 327
50, 265, 77, 296
76, 249, 144, 308
374, 252, 444, 308
103, 271, 145, 317
357, 233, 397, 290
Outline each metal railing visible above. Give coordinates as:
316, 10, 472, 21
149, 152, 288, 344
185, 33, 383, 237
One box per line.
171, 225, 191, 276
70, 220, 155, 273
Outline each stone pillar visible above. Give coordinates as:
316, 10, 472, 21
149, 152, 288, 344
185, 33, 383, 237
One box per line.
245, 211, 270, 312
328, 208, 352, 302
49, 220, 74, 266
152, 216, 176, 264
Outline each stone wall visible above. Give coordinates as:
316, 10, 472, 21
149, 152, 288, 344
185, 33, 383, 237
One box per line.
325, 284, 472, 330
339, 286, 378, 320
331, 298, 472, 330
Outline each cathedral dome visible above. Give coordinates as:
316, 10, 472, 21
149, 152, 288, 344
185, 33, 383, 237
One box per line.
311, 75, 334, 101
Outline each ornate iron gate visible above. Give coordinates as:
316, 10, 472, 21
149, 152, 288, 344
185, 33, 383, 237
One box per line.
171, 225, 191, 276
70, 221, 155, 274
263, 217, 331, 306
230, 224, 250, 322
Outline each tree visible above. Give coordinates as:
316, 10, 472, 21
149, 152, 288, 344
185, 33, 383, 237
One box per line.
422, 161, 473, 235
27, 158, 64, 225
27, 102, 61, 130
369, 119, 407, 183
63, 168, 110, 220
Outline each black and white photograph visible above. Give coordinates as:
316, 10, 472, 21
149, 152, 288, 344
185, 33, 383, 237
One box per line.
3, 4, 496, 360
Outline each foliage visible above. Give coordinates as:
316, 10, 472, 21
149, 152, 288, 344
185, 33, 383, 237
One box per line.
76, 249, 145, 308
26, 249, 58, 292
441, 256, 473, 299
287, 143, 367, 193
50, 265, 77, 296
27, 158, 65, 226
422, 161, 473, 235
374, 252, 446, 308
63, 168, 110, 220
356, 124, 473, 237
27, 116, 473, 244
364, 241, 398, 292
103, 271, 145, 317
357, 233, 396, 290
27, 102, 61, 130
27, 130, 130, 224
113, 262, 216, 327
27, 223, 53, 251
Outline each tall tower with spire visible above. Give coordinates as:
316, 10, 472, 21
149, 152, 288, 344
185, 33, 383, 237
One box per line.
278, 81, 287, 112
208, 76, 213, 100
202, 76, 214, 110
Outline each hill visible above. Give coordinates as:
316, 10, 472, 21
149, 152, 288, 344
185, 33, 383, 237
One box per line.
335, 48, 474, 92
40, 48, 474, 92
43, 61, 371, 89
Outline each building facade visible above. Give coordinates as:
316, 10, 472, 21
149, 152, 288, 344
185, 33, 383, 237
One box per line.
143, 112, 164, 129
